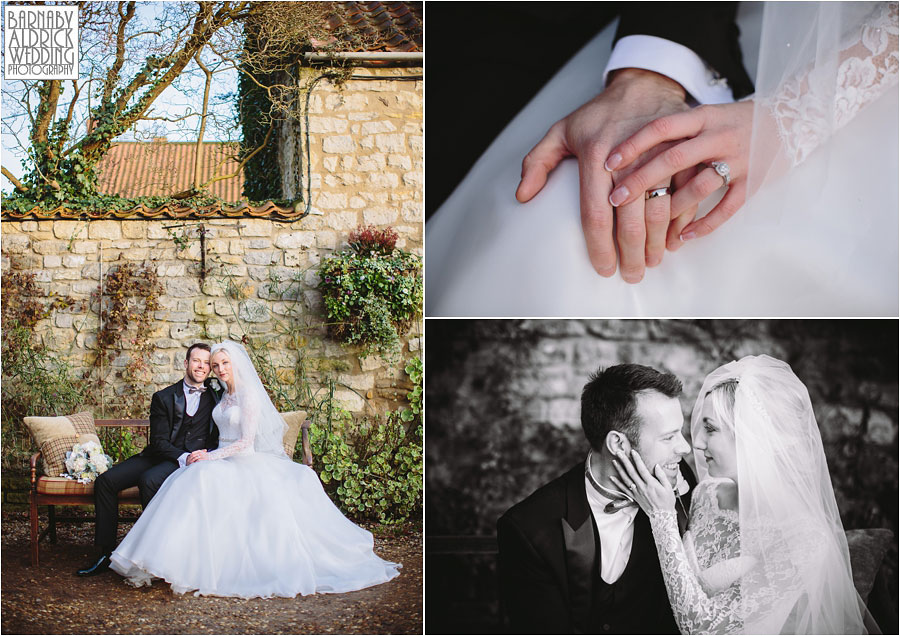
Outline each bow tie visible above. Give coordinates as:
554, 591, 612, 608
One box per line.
585, 450, 637, 514
187, 386, 207, 394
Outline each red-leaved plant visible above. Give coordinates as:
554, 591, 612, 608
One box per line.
348, 225, 399, 256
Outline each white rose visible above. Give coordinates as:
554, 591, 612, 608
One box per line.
71, 457, 87, 473
92, 456, 109, 473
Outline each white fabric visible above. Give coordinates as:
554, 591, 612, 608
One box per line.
584, 475, 638, 584
110, 344, 401, 598
604, 35, 736, 104
182, 381, 202, 416
425, 3, 898, 317
644, 355, 864, 634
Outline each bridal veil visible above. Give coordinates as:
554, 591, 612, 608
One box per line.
691, 356, 866, 634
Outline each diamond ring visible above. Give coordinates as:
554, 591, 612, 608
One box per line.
711, 161, 732, 187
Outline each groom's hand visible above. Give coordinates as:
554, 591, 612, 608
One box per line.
516, 68, 690, 282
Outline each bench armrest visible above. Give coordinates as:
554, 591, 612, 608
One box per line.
30, 451, 42, 488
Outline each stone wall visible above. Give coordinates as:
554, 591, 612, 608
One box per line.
278, 65, 423, 233
426, 319, 898, 537
0, 68, 423, 419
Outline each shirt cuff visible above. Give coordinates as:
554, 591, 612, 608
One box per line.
604, 35, 735, 105
177, 452, 189, 469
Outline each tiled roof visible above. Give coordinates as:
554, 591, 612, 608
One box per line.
326, 2, 422, 52
3, 200, 302, 222
95, 140, 244, 202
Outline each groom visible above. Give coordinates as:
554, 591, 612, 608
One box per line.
77, 342, 222, 576
497, 363, 696, 633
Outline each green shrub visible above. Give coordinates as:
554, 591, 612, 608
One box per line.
317, 227, 422, 358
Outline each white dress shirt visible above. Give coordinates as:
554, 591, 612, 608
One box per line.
177, 381, 205, 468
584, 475, 640, 584
604, 35, 736, 105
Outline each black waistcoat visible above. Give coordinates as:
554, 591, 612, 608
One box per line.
588, 511, 681, 634
173, 390, 215, 452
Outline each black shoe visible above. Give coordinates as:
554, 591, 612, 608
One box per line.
76, 553, 111, 577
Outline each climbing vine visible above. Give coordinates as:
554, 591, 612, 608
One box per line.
92, 262, 163, 415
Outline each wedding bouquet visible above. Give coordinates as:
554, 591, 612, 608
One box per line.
61, 440, 113, 484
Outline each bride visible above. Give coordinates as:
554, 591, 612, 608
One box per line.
109, 340, 401, 598
611, 355, 870, 634
425, 2, 898, 316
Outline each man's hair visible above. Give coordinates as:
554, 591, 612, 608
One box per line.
186, 342, 211, 360
581, 363, 682, 449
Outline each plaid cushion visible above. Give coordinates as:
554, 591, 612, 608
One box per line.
67, 411, 96, 437
40, 432, 102, 477
36, 476, 140, 499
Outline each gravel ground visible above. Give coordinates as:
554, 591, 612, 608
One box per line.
1, 510, 422, 634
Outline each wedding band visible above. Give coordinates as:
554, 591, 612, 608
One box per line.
711, 161, 732, 186
645, 187, 672, 200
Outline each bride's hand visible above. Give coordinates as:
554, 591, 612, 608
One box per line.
604, 101, 753, 246
610, 449, 676, 513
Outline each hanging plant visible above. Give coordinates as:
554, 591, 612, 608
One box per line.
317, 225, 422, 358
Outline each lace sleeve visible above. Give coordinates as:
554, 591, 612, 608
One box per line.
764, 2, 899, 166
206, 396, 257, 460
649, 511, 744, 635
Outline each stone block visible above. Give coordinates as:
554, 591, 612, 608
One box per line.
323, 156, 339, 171
338, 373, 375, 391
87, 221, 122, 240
361, 120, 397, 134
53, 221, 83, 239
275, 232, 316, 250
322, 135, 355, 154
363, 207, 399, 226
170, 323, 204, 340
238, 299, 270, 323
283, 251, 308, 268
43, 254, 62, 268
122, 248, 150, 260
333, 389, 366, 412
70, 240, 98, 254
213, 299, 234, 316
359, 135, 375, 150
408, 337, 421, 352
157, 264, 186, 277
194, 298, 216, 316
401, 201, 422, 223
239, 219, 273, 237
316, 231, 337, 250
72, 281, 96, 295
205, 321, 228, 338
244, 251, 276, 265
61, 254, 86, 268
388, 154, 412, 170
348, 112, 376, 121
402, 170, 423, 188
325, 211, 361, 232
355, 153, 387, 172
375, 133, 405, 153
147, 224, 171, 239
368, 172, 401, 189
309, 116, 349, 134
200, 279, 225, 296
348, 196, 366, 209
166, 277, 200, 297
32, 239, 64, 255
409, 135, 423, 153
360, 355, 384, 372
122, 222, 146, 239
242, 239, 270, 250
315, 192, 348, 210
155, 338, 181, 349
247, 266, 269, 281
53, 269, 81, 280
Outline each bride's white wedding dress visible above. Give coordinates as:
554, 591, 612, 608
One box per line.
426, 2, 898, 316
110, 346, 400, 598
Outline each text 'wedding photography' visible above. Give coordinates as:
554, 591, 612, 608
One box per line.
1, 2, 422, 634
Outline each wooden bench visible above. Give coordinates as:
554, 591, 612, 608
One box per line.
29, 417, 312, 566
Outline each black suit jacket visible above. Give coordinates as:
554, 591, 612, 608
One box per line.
141, 378, 222, 463
497, 461, 696, 634
617, 2, 754, 99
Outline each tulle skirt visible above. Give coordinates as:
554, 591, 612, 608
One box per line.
425, 6, 898, 317
110, 454, 401, 598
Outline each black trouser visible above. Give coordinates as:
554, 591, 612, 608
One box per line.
93, 454, 178, 552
